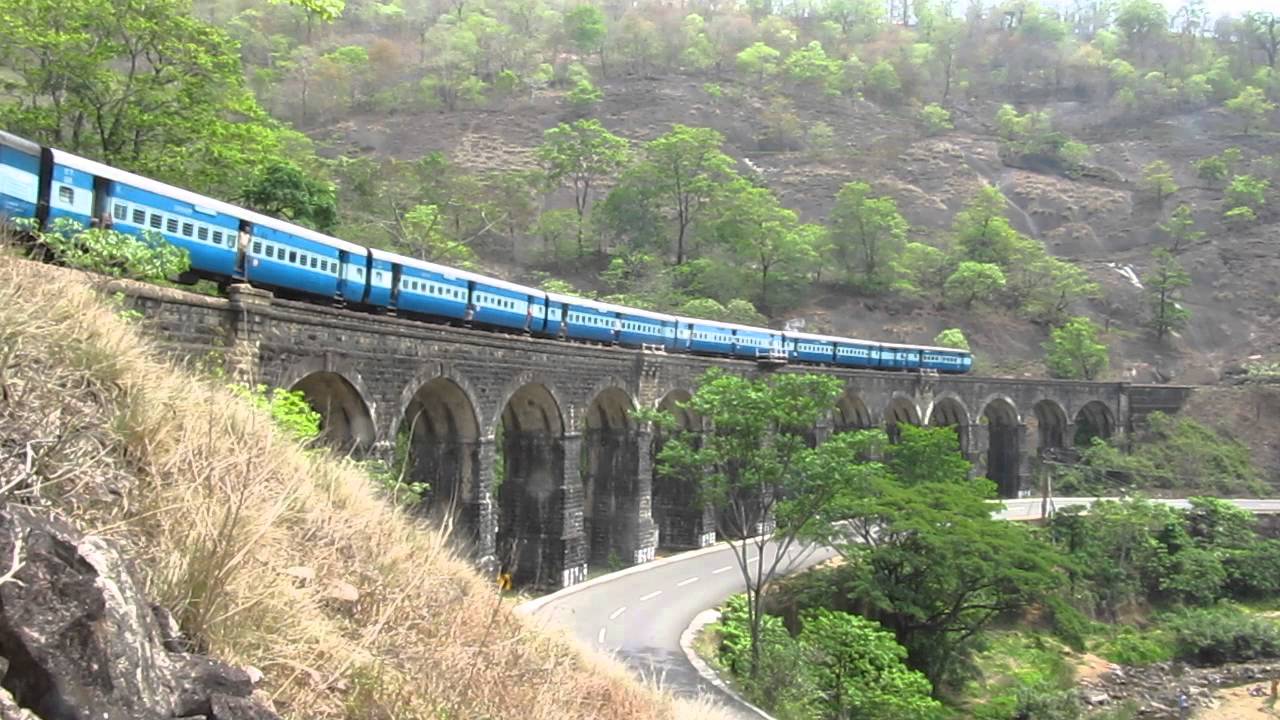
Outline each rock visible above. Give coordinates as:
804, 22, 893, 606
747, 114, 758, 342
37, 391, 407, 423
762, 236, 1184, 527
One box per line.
209, 694, 282, 720
0, 506, 277, 720
1084, 692, 1111, 705
172, 655, 253, 717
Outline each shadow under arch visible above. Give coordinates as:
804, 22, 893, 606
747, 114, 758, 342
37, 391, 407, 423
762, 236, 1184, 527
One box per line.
981, 397, 1022, 498
581, 386, 639, 566
651, 389, 715, 550
926, 394, 971, 455
495, 382, 567, 588
1032, 399, 1070, 457
289, 371, 376, 453
398, 376, 482, 552
1074, 400, 1115, 446
884, 394, 921, 444
834, 389, 875, 433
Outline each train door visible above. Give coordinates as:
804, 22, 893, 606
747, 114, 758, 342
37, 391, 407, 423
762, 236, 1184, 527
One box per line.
336, 250, 350, 300
389, 263, 403, 312
234, 221, 251, 280
91, 177, 111, 229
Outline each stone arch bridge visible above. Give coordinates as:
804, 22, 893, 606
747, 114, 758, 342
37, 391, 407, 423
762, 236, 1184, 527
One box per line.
117, 282, 1193, 589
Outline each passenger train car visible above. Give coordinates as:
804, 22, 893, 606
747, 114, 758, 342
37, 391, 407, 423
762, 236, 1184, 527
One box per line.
0, 130, 972, 374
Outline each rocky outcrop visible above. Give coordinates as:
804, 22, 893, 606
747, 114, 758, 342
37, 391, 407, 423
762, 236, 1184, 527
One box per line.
0, 505, 278, 720
1079, 659, 1280, 717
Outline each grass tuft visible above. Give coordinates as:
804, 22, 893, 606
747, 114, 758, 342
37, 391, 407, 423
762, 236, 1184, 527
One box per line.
0, 255, 733, 720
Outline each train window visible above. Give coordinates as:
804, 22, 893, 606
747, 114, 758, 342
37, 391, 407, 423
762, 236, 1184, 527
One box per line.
113, 204, 127, 221
310, 257, 318, 269
251, 240, 261, 254
58, 186, 74, 204
197, 227, 208, 242
166, 218, 178, 234
265, 246, 274, 259
149, 214, 162, 230
288, 251, 297, 264
132, 208, 145, 225
181, 222, 193, 237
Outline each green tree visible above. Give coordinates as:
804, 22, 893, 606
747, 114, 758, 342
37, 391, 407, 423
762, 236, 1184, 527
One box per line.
240, 161, 338, 231
1225, 86, 1276, 134
271, 0, 344, 41
536, 120, 630, 255
783, 41, 840, 93
933, 328, 969, 351
1224, 174, 1270, 217
1145, 248, 1191, 342
390, 204, 476, 266
919, 103, 953, 135
944, 261, 1005, 308
1160, 203, 1203, 252
1140, 160, 1178, 206
648, 370, 845, 679
818, 425, 1062, 686
626, 125, 738, 265
828, 181, 909, 289
1244, 11, 1280, 69
710, 181, 819, 312
1043, 316, 1109, 380
736, 42, 782, 83
798, 609, 943, 720
866, 60, 902, 102
564, 4, 607, 74
952, 185, 1021, 266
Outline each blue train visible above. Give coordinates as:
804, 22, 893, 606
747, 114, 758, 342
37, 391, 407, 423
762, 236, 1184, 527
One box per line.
0, 130, 972, 374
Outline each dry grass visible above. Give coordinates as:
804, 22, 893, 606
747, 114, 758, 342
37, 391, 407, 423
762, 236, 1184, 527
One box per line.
0, 255, 735, 720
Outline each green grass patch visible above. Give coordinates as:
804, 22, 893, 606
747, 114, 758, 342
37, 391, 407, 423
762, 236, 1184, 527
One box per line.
961, 630, 1078, 719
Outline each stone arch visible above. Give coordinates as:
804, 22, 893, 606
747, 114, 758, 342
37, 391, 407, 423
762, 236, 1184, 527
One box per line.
581, 386, 640, 566
1074, 400, 1115, 446
834, 389, 875, 432
397, 376, 483, 549
1032, 399, 1070, 458
981, 397, 1023, 498
495, 381, 567, 588
883, 393, 921, 443
652, 389, 713, 550
288, 370, 376, 453
926, 393, 971, 455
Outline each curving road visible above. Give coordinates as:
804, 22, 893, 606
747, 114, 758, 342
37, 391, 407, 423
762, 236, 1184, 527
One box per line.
519, 497, 1280, 717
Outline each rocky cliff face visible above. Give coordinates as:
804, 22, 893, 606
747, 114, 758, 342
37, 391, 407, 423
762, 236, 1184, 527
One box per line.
0, 505, 276, 720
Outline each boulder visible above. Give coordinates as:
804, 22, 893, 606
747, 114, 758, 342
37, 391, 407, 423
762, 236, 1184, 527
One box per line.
0, 506, 278, 720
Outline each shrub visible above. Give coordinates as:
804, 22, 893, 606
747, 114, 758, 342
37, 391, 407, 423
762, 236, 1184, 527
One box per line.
1223, 540, 1280, 599
1046, 596, 1093, 651
1098, 626, 1175, 666
32, 218, 190, 282
919, 103, 953, 135
1165, 606, 1280, 665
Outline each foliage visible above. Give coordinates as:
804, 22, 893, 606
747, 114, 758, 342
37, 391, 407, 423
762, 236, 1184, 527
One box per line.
944, 261, 1005, 308
1044, 316, 1109, 380
1159, 204, 1203, 253
1144, 248, 1191, 342
828, 181, 908, 290
919, 103, 953, 135
933, 328, 969, 351
953, 185, 1020, 266
391, 204, 476, 267
648, 369, 844, 678
1225, 86, 1276, 134
240, 161, 338, 231
1194, 148, 1242, 183
537, 120, 629, 254
32, 219, 190, 282
1164, 606, 1280, 664
994, 105, 1087, 168
1224, 174, 1270, 216
1139, 161, 1178, 206
1096, 626, 1176, 666
228, 383, 321, 442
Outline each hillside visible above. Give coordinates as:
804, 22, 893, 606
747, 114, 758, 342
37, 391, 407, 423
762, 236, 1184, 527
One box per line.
0, 254, 730, 720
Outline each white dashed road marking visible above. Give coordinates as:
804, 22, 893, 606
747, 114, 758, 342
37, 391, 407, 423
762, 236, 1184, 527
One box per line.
609, 606, 627, 620
639, 590, 662, 601
597, 628, 606, 644
677, 576, 699, 587
712, 565, 733, 574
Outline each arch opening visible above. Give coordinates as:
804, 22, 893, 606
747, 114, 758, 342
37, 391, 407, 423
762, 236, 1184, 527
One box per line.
496, 383, 565, 588
289, 372, 375, 453
834, 391, 874, 433
1074, 400, 1115, 447
982, 398, 1022, 498
1033, 399, 1070, 459
399, 378, 481, 548
884, 395, 921, 444
581, 387, 637, 566
652, 390, 712, 550
927, 396, 970, 456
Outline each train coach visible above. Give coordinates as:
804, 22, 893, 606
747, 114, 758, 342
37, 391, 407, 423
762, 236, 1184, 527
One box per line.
0, 130, 972, 374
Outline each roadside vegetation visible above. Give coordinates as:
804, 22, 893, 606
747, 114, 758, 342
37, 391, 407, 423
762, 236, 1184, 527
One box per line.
644, 368, 1280, 720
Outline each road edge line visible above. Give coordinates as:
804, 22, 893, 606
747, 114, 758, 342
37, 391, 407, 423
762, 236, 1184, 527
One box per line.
680, 609, 777, 720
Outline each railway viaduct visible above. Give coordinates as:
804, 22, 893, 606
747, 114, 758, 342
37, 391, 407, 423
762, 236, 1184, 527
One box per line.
114, 281, 1194, 589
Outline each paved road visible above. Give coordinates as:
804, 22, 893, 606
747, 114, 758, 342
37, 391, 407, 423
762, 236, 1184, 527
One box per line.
522, 497, 1280, 718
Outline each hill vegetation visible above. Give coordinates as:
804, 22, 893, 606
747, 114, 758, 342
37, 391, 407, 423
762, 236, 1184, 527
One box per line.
0, 254, 730, 720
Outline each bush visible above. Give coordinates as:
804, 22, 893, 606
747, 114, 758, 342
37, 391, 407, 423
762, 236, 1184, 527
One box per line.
1165, 606, 1280, 665
32, 218, 190, 282
1046, 596, 1093, 652
1098, 626, 1175, 666
1224, 540, 1280, 599
228, 384, 320, 442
